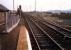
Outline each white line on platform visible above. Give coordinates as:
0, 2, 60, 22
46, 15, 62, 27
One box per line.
26, 29, 32, 50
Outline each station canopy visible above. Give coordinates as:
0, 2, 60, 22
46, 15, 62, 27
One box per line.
0, 4, 9, 12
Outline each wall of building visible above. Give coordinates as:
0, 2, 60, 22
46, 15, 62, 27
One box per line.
0, 12, 5, 24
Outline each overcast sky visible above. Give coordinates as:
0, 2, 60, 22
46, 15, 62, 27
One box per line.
0, 0, 71, 11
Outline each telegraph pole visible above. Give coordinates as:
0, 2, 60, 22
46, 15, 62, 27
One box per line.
13, 0, 14, 10
35, 0, 36, 12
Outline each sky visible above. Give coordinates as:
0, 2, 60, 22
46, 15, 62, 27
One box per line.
0, 0, 71, 11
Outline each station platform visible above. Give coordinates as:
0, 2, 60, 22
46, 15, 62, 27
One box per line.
17, 24, 32, 50
0, 19, 32, 50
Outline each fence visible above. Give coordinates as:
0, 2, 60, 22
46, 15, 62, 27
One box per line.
5, 12, 20, 33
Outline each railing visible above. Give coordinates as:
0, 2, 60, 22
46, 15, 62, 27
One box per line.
5, 12, 20, 33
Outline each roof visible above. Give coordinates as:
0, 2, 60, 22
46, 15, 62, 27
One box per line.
0, 4, 9, 12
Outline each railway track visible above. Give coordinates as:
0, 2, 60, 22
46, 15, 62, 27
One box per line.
22, 14, 63, 50
28, 15, 71, 50
32, 16, 71, 38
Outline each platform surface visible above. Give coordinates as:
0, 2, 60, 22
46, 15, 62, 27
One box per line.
17, 24, 32, 50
